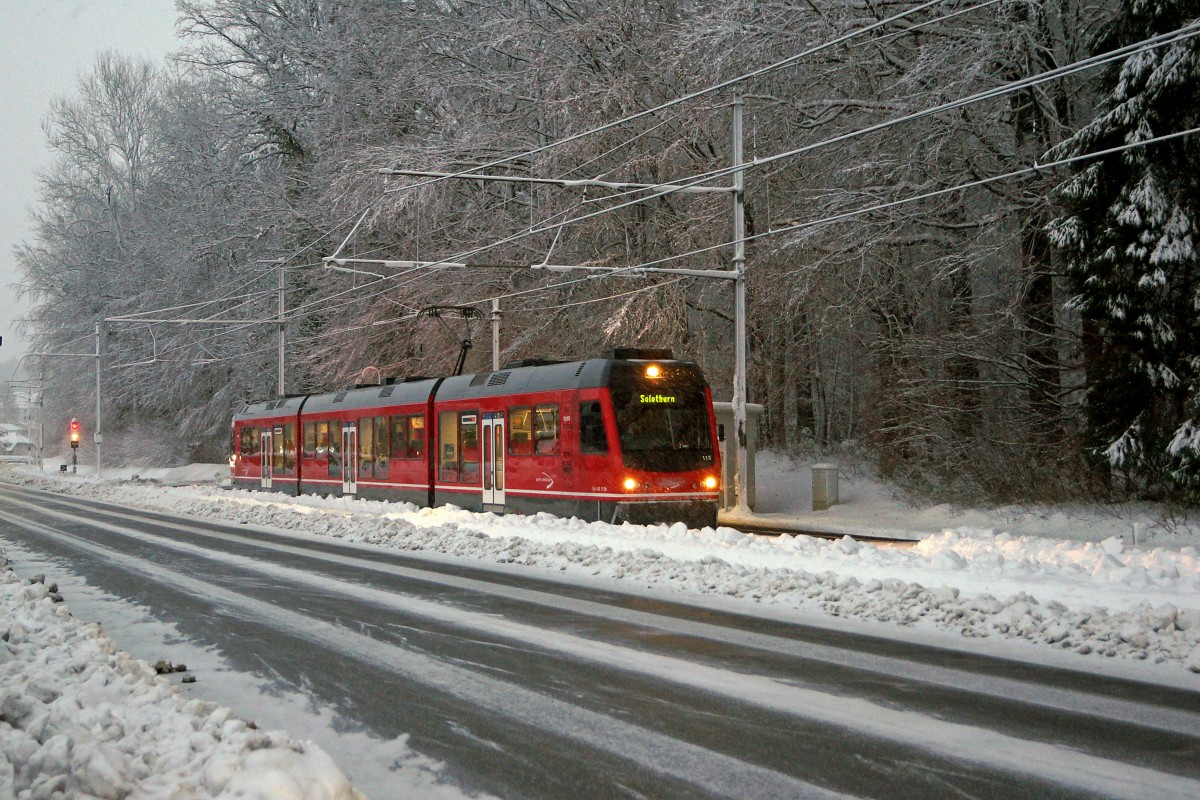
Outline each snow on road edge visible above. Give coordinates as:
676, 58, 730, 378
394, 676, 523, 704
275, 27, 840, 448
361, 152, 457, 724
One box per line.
5, 470, 1200, 676
0, 550, 365, 800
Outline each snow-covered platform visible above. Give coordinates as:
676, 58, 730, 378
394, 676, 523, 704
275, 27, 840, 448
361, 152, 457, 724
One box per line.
718, 509, 929, 541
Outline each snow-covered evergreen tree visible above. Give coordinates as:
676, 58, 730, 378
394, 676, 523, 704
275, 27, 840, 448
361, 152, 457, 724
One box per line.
1048, 0, 1200, 500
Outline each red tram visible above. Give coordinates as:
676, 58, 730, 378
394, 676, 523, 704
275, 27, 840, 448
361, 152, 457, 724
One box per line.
230, 349, 721, 528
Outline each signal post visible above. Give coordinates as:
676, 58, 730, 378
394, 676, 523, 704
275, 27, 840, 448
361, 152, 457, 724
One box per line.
69, 418, 80, 474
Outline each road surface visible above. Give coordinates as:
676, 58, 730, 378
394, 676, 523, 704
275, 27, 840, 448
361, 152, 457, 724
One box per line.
0, 482, 1196, 799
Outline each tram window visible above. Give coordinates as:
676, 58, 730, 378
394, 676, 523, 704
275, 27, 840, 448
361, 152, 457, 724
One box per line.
358, 417, 374, 477
388, 415, 424, 460
273, 426, 295, 474
408, 415, 425, 459
375, 416, 389, 477
230, 428, 237, 458
391, 416, 406, 459
611, 382, 714, 472
316, 422, 329, 458
328, 422, 341, 477
579, 401, 608, 454
533, 404, 559, 455
303, 422, 316, 458
240, 427, 255, 457
283, 424, 297, 474
439, 412, 458, 481
460, 412, 479, 482
508, 406, 532, 456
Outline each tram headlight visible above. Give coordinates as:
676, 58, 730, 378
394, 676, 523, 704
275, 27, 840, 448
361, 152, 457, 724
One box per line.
703, 476, 718, 490
645, 364, 662, 379
623, 477, 639, 491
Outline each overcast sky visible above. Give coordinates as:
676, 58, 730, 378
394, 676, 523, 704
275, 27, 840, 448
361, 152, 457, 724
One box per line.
1, 1, 181, 365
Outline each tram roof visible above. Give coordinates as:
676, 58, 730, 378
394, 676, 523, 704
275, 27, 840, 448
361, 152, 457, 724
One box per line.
232, 394, 305, 422
233, 356, 706, 420
435, 357, 704, 402
301, 377, 442, 415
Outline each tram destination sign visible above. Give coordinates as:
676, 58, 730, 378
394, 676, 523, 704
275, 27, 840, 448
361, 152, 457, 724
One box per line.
639, 393, 678, 405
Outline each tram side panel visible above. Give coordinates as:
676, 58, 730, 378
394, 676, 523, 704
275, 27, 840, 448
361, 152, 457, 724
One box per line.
431, 397, 484, 513
493, 388, 580, 520
572, 387, 628, 523
296, 411, 340, 497
296, 380, 440, 503
231, 402, 303, 496
339, 406, 430, 505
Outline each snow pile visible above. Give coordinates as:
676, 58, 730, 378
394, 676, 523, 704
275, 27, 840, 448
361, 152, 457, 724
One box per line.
0, 550, 365, 800
6, 468, 1200, 673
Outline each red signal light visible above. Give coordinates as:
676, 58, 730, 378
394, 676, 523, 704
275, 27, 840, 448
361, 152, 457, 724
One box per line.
69, 418, 80, 445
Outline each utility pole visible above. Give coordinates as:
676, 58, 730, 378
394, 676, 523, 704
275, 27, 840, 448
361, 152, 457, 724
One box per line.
278, 262, 286, 396
38, 366, 44, 471
731, 89, 750, 514
95, 322, 103, 480
491, 298, 502, 371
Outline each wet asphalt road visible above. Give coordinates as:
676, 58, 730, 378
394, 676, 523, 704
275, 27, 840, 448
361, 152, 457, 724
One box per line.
0, 482, 1197, 800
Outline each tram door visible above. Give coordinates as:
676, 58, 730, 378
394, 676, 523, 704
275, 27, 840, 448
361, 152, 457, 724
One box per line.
342, 423, 358, 495
482, 412, 505, 507
260, 427, 273, 489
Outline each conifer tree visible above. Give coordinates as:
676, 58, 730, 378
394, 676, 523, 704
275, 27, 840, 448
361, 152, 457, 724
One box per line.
1048, 0, 1200, 500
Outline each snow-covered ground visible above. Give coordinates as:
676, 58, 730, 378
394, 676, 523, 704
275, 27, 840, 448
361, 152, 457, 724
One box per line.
1, 454, 1198, 797
750, 451, 1200, 546
0, 551, 364, 799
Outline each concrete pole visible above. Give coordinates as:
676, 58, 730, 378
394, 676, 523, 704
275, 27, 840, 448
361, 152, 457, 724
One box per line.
95, 322, 102, 480
731, 89, 750, 515
491, 298, 502, 371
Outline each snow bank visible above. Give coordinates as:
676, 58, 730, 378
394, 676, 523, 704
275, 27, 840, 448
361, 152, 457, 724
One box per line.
0, 550, 365, 800
6, 468, 1199, 675
753, 450, 1200, 546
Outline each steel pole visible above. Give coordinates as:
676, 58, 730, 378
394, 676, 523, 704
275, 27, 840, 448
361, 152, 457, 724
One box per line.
94, 321, 103, 479
491, 298, 502, 371
95, 322, 102, 480
38, 366, 44, 471
278, 264, 286, 396
732, 89, 750, 515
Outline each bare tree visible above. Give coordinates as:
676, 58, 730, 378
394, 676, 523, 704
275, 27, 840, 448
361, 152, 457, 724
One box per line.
16, 1, 1134, 501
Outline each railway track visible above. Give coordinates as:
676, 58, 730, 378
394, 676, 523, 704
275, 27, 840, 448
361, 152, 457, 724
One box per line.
721, 519, 923, 545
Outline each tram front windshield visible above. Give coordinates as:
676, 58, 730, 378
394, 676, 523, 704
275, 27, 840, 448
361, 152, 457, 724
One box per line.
610, 366, 714, 472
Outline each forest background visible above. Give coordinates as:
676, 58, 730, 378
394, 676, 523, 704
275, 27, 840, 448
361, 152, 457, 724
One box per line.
13, 0, 1200, 505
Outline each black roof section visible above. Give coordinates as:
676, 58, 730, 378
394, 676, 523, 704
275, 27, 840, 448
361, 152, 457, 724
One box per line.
435, 354, 703, 403
233, 394, 305, 422
303, 377, 441, 415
